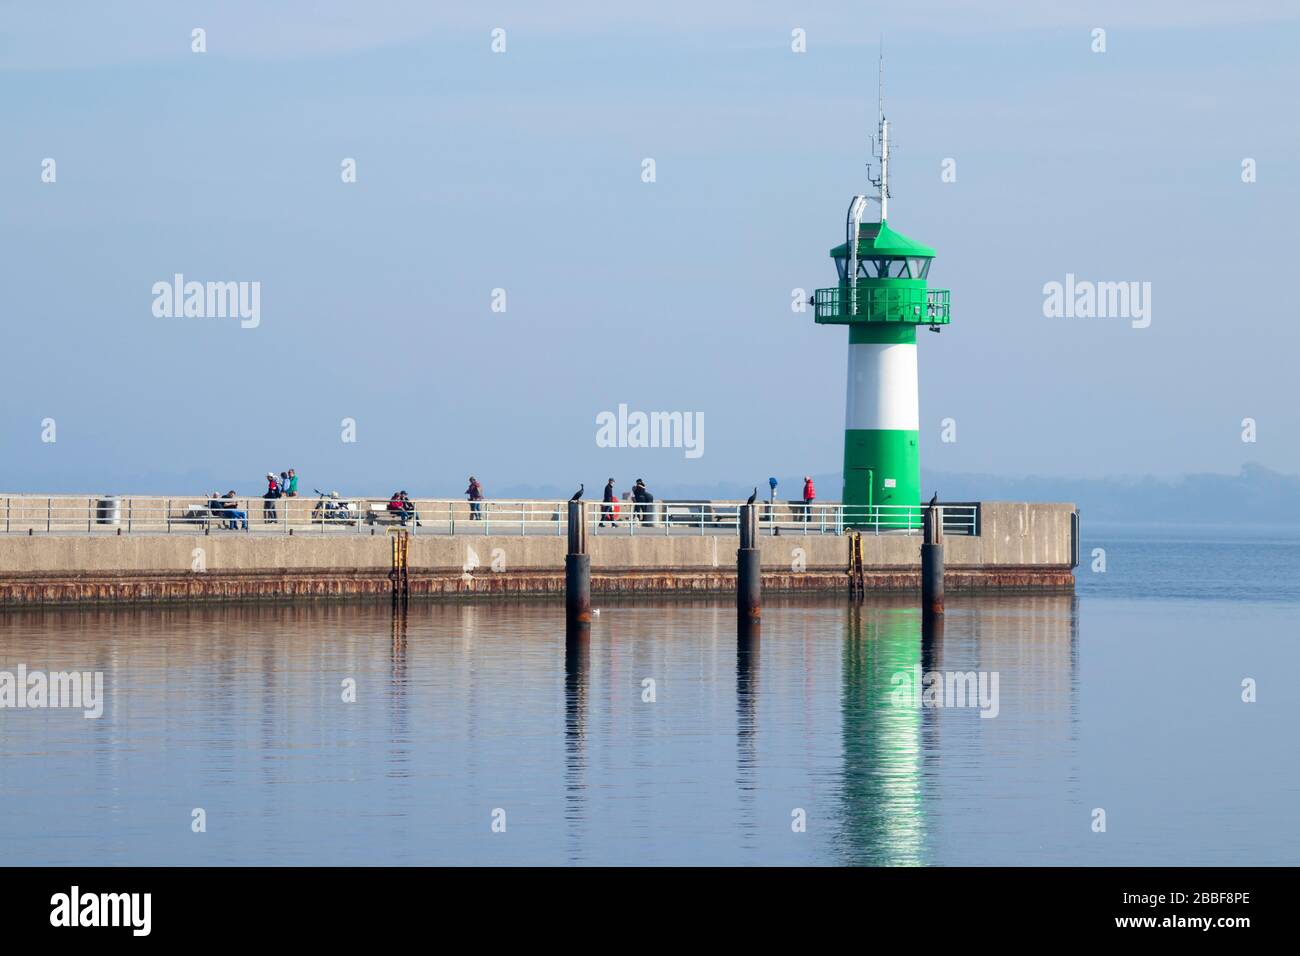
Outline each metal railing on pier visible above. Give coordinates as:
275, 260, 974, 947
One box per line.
0, 494, 979, 538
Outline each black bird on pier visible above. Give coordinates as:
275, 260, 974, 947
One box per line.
746, 487, 758, 506
928, 491, 939, 508
571, 484, 584, 501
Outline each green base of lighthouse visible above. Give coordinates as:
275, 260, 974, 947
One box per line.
843, 429, 920, 527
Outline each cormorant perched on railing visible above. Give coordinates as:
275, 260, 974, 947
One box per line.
570, 484, 584, 501
746, 487, 757, 506
928, 491, 939, 508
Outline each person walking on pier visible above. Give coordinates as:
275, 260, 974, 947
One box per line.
284, 469, 299, 497
600, 478, 616, 527
802, 475, 816, 525
466, 475, 483, 520
263, 472, 282, 524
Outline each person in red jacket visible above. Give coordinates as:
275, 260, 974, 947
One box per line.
802, 475, 815, 525
263, 472, 281, 524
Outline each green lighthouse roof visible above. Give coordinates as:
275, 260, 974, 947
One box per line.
829, 220, 936, 259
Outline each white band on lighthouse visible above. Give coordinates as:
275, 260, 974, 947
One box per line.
844, 342, 919, 431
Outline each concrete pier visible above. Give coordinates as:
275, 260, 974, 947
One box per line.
0, 501, 1077, 606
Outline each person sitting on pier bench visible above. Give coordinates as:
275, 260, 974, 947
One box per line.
387, 491, 421, 528
206, 492, 225, 528
399, 491, 421, 528
220, 491, 247, 531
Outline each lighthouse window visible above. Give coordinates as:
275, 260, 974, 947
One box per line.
838, 258, 895, 279
836, 256, 931, 280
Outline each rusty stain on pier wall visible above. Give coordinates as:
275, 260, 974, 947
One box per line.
0, 565, 1074, 607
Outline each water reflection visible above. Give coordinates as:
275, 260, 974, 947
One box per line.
735, 619, 760, 849
563, 622, 590, 863
736, 620, 760, 748
0, 594, 1092, 865
388, 600, 410, 781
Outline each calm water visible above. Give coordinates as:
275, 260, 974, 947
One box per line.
1, 525, 1297, 865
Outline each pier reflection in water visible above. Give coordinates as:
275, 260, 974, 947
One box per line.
11, 591, 1287, 865
735, 619, 760, 851
564, 621, 590, 862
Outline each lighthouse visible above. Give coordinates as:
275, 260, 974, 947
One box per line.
813, 87, 949, 528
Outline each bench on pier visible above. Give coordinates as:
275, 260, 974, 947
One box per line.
662, 500, 731, 529
364, 504, 410, 527
173, 504, 238, 530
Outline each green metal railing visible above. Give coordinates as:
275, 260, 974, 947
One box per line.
814, 285, 950, 325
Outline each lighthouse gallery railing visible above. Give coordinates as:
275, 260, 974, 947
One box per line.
813, 286, 950, 324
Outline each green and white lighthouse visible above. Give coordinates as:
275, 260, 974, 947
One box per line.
813, 99, 949, 526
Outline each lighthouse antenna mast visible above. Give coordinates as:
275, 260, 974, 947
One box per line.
867, 46, 890, 221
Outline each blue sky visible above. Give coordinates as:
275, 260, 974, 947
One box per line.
2, 2, 1297, 495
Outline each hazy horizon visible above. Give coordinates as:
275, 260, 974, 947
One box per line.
4, 461, 1294, 508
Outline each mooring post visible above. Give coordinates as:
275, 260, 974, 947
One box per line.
737, 503, 761, 623
566, 500, 591, 625
389, 529, 410, 606
921, 503, 944, 616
